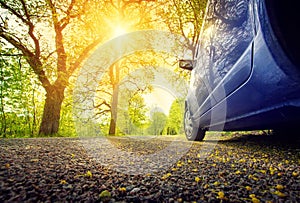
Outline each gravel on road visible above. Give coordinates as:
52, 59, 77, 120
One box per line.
0, 134, 299, 202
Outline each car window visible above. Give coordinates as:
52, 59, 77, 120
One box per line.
195, 0, 254, 89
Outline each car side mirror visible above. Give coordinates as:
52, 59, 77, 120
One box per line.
179, 59, 196, 71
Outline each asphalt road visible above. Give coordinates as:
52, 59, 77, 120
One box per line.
0, 133, 299, 202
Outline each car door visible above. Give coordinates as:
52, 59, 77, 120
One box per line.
194, 0, 255, 116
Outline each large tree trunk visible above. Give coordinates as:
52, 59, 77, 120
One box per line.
39, 85, 65, 135
108, 62, 120, 135
109, 83, 119, 135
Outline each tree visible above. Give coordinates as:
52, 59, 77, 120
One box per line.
159, 0, 207, 57
95, 0, 162, 135
0, 48, 43, 137
0, 0, 206, 136
0, 0, 108, 135
164, 98, 184, 135
94, 53, 156, 135
118, 91, 149, 135
147, 109, 167, 135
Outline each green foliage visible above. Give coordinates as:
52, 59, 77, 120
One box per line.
117, 90, 150, 135
0, 50, 44, 137
147, 111, 167, 135
164, 98, 185, 135
58, 84, 76, 137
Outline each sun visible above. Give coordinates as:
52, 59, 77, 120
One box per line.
113, 25, 127, 38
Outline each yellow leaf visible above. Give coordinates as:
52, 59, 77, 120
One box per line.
5, 163, 10, 168
292, 171, 298, 177
213, 181, 220, 186
60, 179, 67, 184
275, 184, 284, 190
118, 187, 126, 192
249, 194, 256, 199
274, 190, 286, 198
251, 197, 260, 203
171, 168, 177, 171
259, 170, 266, 174
217, 191, 225, 199
248, 174, 258, 181
269, 166, 278, 175
192, 168, 198, 172
235, 170, 242, 175
245, 186, 252, 191
85, 170, 92, 178
195, 176, 201, 183
187, 159, 192, 164
162, 173, 172, 180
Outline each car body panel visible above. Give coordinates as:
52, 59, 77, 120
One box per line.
185, 0, 300, 133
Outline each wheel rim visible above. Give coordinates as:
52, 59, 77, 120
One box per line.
184, 108, 194, 140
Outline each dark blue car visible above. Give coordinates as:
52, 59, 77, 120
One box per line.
180, 0, 300, 141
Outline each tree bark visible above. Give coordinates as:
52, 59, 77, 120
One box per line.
108, 63, 120, 135
39, 85, 65, 135
109, 83, 119, 135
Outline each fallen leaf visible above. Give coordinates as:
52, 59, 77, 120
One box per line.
60, 180, 67, 184
292, 171, 298, 177
251, 197, 260, 203
85, 170, 92, 178
99, 190, 111, 198
245, 186, 252, 191
235, 170, 241, 175
273, 190, 286, 198
217, 191, 225, 199
275, 184, 284, 190
118, 187, 126, 192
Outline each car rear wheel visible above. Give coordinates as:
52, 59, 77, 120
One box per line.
184, 105, 206, 141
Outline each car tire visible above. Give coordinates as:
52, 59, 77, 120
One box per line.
184, 105, 206, 141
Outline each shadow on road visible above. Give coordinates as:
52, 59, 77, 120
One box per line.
206, 132, 300, 150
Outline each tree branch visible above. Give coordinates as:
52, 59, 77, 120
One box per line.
93, 99, 111, 109
20, 0, 41, 58
0, 31, 51, 88
67, 36, 104, 77
0, 0, 30, 25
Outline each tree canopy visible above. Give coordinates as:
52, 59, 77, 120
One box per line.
0, 0, 207, 137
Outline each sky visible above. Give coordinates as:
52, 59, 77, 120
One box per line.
142, 86, 176, 116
